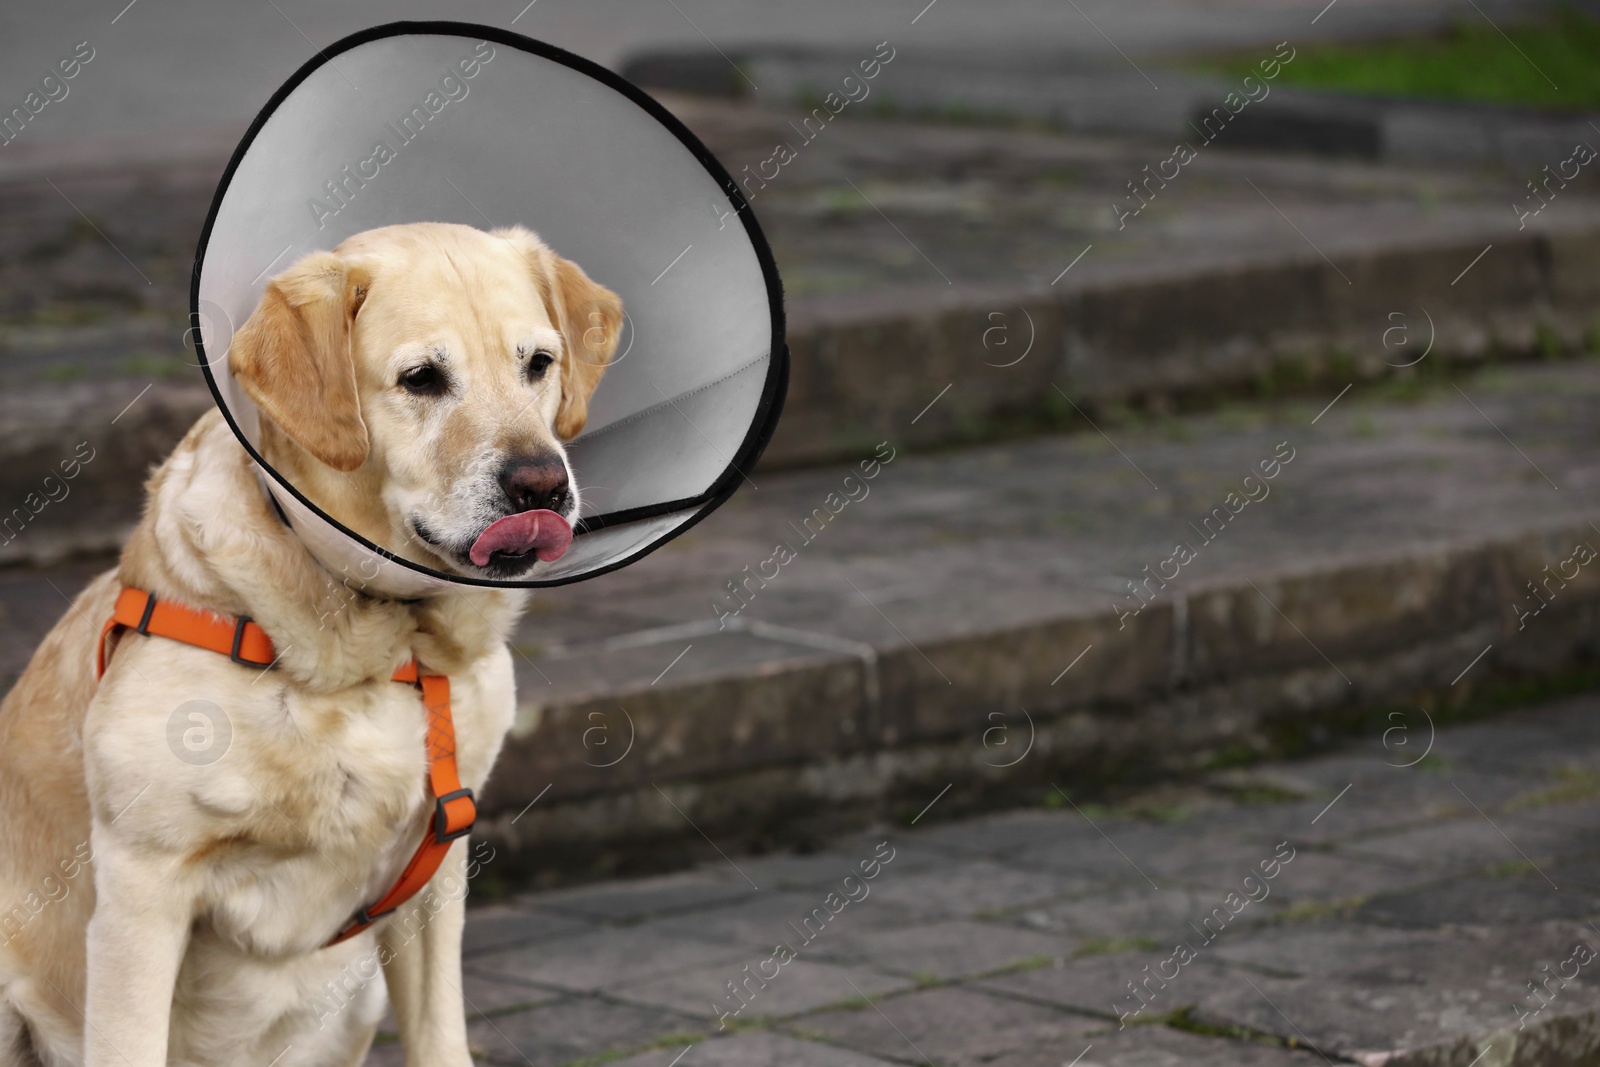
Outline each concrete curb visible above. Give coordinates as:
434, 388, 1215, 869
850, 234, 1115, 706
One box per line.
474, 517, 1600, 880
1224, 88, 1600, 172
623, 46, 1600, 171
764, 225, 1600, 466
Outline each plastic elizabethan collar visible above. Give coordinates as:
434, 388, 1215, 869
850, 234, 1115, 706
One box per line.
191, 22, 785, 597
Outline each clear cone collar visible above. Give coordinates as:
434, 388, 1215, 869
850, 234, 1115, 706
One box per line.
192, 21, 785, 597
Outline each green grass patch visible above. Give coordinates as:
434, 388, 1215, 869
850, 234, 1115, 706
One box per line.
1073, 936, 1161, 959
1505, 764, 1600, 811
1488, 857, 1540, 877
39, 363, 88, 382
116, 353, 192, 380
811, 995, 872, 1015
1275, 895, 1366, 925
568, 1031, 711, 1067
1166, 1006, 1286, 1045
1212, 780, 1307, 806
1410, 754, 1453, 774
1196, 9, 1600, 111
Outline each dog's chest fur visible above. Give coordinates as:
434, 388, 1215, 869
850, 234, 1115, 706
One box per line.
87, 412, 523, 957
92, 621, 516, 958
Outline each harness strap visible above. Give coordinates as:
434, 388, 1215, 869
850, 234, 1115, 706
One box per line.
97, 586, 477, 948
98, 587, 277, 679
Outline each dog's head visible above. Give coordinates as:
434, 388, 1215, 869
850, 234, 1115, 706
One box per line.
228, 222, 621, 580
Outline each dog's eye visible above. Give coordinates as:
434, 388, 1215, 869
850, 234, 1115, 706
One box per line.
527, 351, 555, 380
398, 364, 447, 396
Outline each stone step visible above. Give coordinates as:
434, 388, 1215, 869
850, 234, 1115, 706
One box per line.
6, 355, 1600, 882
6, 95, 1600, 565
625, 42, 1600, 171
465, 354, 1600, 877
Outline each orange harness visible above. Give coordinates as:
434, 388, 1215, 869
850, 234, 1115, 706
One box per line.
97, 586, 477, 947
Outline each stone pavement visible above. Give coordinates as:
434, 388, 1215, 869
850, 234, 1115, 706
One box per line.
363, 688, 1600, 1067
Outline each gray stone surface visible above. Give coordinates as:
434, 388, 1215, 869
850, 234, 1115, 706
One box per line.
467, 926, 749, 994
608, 1030, 898, 1066
615, 957, 914, 1022
974, 949, 1237, 1017
529, 869, 761, 922
459, 904, 591, 958
788, 985, 1101, 1067
0, 0, 1539, 151
15, 358, 1600, 869
1197, 922, 1600, 1065
8, 78, 1600, 506
1025, 1025, 1327, 1067
465, 995, 697, 1067
361, 692, 1600, 1065
839, 919, 1077, 980
650, 47, 1600, 171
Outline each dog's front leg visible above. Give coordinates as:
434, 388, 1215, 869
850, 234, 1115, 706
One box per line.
83, 837, 194, 1067
378, 839, 474, 1067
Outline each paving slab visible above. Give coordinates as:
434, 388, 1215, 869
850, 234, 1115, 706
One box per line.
1216, 760, 1551, 848
1340, 814, 1589, 879
615, 957, 914, 1024
459, 904, 593, 958
1522, 797, 1600, 835
975, 949, 1237, 1019
528, 869, 761, 924
608, 1030, 898, 1067
465, 995, 700, 1067
858, 860, 1068, 922
1196, 921, 1600, 1066
1011, 883, 1286, 953
788, 985, 1101, 1067
1004, 1025, 1326, 1067
466, 926, 750, 996
1240, 849, 1448, 908
643, 888, 925, 956
1355, 872, 1600, 930
838, 919, 1077, 981
900, 808, 1108, 862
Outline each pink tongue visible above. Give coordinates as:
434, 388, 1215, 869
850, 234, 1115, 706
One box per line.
470, 510, 573, 566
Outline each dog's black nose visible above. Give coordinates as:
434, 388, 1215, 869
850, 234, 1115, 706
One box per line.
499, 454, 570, 514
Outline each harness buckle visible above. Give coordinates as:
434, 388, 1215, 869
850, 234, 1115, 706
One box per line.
134, 592, 157, 634
229, 615, 273, 668
433, 787, 476, 842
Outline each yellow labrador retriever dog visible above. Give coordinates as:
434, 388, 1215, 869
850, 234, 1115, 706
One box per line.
0, 222, 621, 1066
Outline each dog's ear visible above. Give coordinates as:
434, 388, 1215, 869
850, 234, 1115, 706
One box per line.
496, 226, 622, 440
229, 251, 372, 472
547, 254, 623, 439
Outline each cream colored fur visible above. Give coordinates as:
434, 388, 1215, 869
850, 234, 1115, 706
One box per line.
0, 223, 620, 1066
